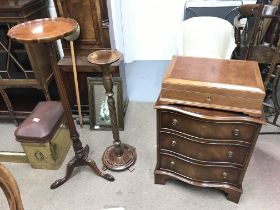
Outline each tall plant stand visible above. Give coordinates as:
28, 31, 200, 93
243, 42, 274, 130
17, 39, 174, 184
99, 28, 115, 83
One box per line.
87, 50, 137, 171
7, 17, 114, 189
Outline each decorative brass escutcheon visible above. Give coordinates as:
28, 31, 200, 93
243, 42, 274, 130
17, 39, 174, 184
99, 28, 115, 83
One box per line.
172, 119, 178, 126
232, 128, 240, 138
227, 150, 234, 158
206, 96, 212, 103
34, 151, 44, 161
170, 161, 176, 168
222, 171, 228, 179
171, 140, 177, 147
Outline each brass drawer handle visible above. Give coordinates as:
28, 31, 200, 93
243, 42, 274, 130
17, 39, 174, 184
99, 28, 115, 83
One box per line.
232, 128, 240, 138
227, 150, 234, 158
206, 96, 212, 103
170, 161, 176, 168
222, 171, 228, 179
172, 119, 178, 126
171, 140, 177, 147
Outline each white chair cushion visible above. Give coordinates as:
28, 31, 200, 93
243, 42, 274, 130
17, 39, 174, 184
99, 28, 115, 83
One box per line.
177, 16, 236, 59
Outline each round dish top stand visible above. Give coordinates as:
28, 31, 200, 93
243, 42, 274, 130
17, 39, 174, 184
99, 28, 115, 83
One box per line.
7, 17, 115, 189
87, 50, 137, 171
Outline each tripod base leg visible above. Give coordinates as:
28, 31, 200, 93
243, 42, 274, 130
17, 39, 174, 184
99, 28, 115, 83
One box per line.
50, 145, 114, 189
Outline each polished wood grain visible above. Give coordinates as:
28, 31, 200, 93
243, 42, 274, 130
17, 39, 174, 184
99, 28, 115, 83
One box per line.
160, 110, 258, 143
7, 18, 115, 188
7, 17, 78, 43
0, 163, 24, 210
87, 50, 121, 65
159, 131, 249, 165
87, 49, 136, 171
154, 100, 263, 203
53, 0, 128, 120
159, 152, 242, 185
53, 0, 110, 56
0, 0, 53, 125
161, 56, 265, 117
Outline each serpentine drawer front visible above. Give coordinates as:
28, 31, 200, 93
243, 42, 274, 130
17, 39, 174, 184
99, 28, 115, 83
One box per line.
159, 153, 242, 185
154, 101, 264, 203
159, 131, 249, 166
160, 111, 257, 143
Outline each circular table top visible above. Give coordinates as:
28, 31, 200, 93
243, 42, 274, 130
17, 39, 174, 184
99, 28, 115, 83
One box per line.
87, 50, 121, 65
7, 17, 78, 43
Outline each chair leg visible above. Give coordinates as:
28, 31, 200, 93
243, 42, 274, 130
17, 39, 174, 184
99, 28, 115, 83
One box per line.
0, 163, 24, 210
0, 89, 18, 126
43, 86, 51, 101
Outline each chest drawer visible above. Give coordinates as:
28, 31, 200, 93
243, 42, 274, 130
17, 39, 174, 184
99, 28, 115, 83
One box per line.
159, 153, 241, 185
160, 132, 249, 166
160, 111, 257, 143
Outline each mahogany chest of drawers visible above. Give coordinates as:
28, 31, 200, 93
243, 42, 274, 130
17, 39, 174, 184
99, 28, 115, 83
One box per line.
154, 100, 264, 203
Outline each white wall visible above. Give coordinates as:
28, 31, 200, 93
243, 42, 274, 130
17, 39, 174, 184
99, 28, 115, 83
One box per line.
117, 0, 187, 63
107, 0, 125, 54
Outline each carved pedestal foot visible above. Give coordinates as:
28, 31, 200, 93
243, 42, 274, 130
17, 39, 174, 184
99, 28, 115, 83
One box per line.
50, 145, 114, 189
154, 174, 167, 185
223, 189, 241, 203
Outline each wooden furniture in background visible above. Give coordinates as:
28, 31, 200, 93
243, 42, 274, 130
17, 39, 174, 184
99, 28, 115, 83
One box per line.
53, 0, 128, 126
0, 163, 24, 210
183, 0, 242, 24
8, 17, 114, 189
234, 3, 280, 132
154, 100, 265, 203
0, 0, 54, 125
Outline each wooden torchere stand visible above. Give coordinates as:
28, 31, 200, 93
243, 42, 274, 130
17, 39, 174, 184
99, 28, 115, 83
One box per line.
7, 17, 114, 189
87, 50, 137, 171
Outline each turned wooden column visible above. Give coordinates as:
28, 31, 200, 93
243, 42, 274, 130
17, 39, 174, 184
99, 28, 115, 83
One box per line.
88, 50, 137, 171
7, 17, 114, 189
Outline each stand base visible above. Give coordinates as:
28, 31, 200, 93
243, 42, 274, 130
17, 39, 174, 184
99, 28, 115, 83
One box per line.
102, 144, 137, 171
50, 145, 114, 189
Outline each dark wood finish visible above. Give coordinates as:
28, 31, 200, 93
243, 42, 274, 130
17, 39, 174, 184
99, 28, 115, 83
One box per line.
0, 0, 54, 124
159, 131, 249, 165
234, 4, 279, 58
154, 101, 264, 203
53, 0, 110, 56
7, 17, 114, 189
234, 3, 280, 131
58, 55, 128, 121
160, 56, 265, 117
53, 0, 128, 121
0, 163, 24, 210
160, 111, 258, 143
87, 50, 136, 171
7, 17, 79, 43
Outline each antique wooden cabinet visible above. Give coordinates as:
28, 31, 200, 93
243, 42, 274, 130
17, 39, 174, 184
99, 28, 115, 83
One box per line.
54, 0, 110, 56
0, 0, 54, 124
53, 0, 128, 124
154, 100, 264, 203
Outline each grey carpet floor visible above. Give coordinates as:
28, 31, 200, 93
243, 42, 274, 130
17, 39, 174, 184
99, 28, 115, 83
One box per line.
0, 102, 280, 210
